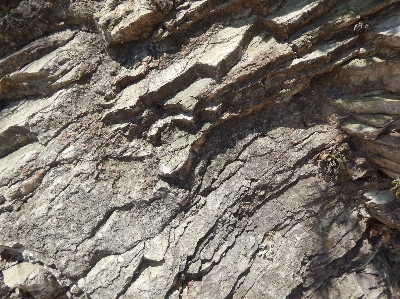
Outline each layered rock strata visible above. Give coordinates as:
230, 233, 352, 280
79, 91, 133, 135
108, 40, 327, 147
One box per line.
1, 0, 400, 298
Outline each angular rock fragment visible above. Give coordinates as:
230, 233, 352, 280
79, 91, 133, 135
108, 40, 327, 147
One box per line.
3, 263, 64, 299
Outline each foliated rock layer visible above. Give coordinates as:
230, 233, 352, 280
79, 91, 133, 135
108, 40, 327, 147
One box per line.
1, 0, 400, 298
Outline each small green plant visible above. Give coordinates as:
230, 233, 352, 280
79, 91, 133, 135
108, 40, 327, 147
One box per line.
390, 177, 400, 197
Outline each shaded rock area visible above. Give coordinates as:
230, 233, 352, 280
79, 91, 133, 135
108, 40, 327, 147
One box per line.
1, 0, 400, 298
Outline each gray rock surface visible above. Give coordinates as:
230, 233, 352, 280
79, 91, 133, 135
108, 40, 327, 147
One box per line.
1, 0, 400, 298
3, 263, 64, 299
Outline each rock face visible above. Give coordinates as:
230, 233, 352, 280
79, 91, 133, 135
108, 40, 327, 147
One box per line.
1, 1, 400, 298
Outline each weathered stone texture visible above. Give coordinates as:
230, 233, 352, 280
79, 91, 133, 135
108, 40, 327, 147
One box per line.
1, 0, 400, 298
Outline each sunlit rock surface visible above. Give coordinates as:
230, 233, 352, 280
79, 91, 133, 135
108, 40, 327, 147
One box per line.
1, 0, 400, 298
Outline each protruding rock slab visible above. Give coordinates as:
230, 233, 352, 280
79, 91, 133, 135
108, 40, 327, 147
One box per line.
0, 32, 101, 100
78, 244, 144, 299
367, 8, 400, 48
95, 0, 164, 45
164, 78, 215, 112
0, 30, 76, 78
264, 0, 335, 38
0, 126, 37, 158
379, 167, 400, 179
158, 123, 211, 179
363, 189, 396, 205
358, 139, 400, 178
331, 94, 400, 115
359, 138, 400, 161
370, 156, 400, 178
365, 190, 400, 229
352, 114, 395, 128
104, 18, 255, 121
225, 33, 293, 84
330, 57, 400, 94
342, 120, 383, 140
